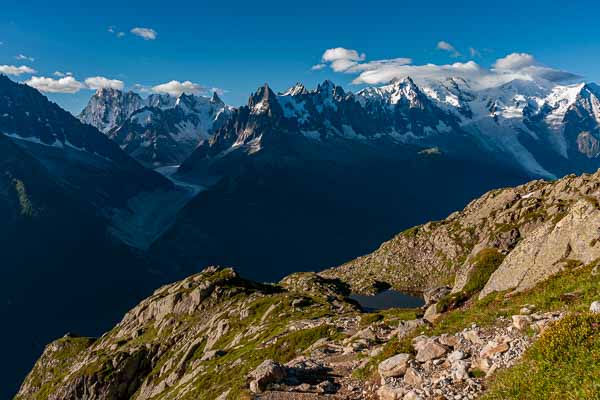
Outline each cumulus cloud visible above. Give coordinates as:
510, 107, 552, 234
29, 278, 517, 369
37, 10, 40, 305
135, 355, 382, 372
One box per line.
131, 27, 157, 40
493, 53, 536, 70
316, 47, 579, 89
437, 41, 460, 57
84, 76, 124, 90
312, 47, 367, 72
15, 54, 35, 62
25, 76, 85, 93
149, 80, 226, 97
152, 80, 203, 96
0, 65, 36, 76
311, 63, 326, 71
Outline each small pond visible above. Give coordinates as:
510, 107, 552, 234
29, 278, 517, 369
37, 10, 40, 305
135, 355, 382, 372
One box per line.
350, 290, 424, 312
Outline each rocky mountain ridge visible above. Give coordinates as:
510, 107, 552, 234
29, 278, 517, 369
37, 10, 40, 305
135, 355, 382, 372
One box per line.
17, 170, 600, 400
179, 76, 600, 180
323, 169, 600, 299
79, 88, 233, 167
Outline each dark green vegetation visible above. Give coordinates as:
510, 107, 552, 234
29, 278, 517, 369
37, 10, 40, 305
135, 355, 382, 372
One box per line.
438, 248, 506, 312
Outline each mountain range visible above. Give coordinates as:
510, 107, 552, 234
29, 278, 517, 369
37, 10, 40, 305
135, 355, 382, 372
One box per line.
79, 76, 600, 180
79, 88, 232, 167
4, 71, 600, 397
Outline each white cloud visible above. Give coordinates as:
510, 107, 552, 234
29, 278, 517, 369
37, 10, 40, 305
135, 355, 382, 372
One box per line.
469, 47, 481, 58
493, 52, 536, 71
25, 76, 85, 93
0, 65, 36, 76
53, 71, 73, 77
316, 47, 579, 89
15, 54, 35, 62
84, 76, 124, 90
152, 80, 202, 96
321, 47, 365, 63
437, 41, 460, 57
317, 47, 366, 72
133, 83, 151, 93
316, 48, 411, 75
131, 27, 157, 40
108, 26, 126, 38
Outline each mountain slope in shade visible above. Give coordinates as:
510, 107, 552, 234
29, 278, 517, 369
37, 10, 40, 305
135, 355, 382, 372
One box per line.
0, 132, 174, 400
0, 75, 170, 205
18, 167, 600, 399
80, 88, 233, 167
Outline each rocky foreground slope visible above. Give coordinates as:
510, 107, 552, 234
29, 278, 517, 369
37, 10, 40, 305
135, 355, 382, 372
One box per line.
17, 171, 600, 400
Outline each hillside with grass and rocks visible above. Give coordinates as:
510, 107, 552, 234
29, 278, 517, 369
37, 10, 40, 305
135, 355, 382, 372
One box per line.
16, 171, 600, 400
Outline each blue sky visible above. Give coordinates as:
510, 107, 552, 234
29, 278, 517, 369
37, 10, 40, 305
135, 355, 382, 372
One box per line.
1, 0, 599, 114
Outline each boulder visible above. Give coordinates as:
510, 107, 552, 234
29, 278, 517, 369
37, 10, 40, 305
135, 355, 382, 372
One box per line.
378, 353, 411, 378
590, 301, 600, 313
512, 315, 532, 330
415, 341, 447, 362
448, 350, 466, 362
423, 286, 451, 305
377, 384, 405, 400
248, 359, 286, 393
403, 390, 423, 400
397, 319, 425, 339
462, 330, 484, 345
451, 360, 469, 382
423, 304, 442, 323
470, 357, 491, 373
438, 334, 460, 348
403, 367, 423, 388
411, 335, 429, 352
480, 340, 509, 358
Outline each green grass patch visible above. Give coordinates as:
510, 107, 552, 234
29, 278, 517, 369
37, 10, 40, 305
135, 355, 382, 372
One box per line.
428, 261, 600, 337
482, 313, 600, 400
463, 248, 505, 295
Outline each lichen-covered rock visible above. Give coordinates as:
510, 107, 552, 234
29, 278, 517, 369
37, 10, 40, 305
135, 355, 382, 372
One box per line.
481, 199, 600, 298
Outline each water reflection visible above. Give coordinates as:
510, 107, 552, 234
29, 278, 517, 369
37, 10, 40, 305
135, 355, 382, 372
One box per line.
350, 290, 424, 312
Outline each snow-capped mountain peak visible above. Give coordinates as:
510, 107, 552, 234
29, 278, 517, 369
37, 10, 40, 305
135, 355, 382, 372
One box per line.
80, 87, 233, 167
